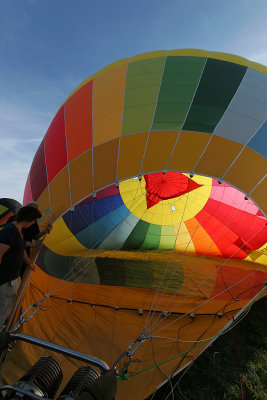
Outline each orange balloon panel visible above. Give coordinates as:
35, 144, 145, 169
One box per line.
3, 266, 267, 400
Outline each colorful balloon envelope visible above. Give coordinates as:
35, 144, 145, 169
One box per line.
3, 49, 267, 400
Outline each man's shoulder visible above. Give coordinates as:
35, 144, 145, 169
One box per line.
0, 223, 15, 234
0, 223, 18, 242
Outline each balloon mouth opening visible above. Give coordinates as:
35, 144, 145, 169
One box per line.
36, 170, 267, 287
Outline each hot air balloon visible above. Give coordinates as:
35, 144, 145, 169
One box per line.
1, 49, 267, 400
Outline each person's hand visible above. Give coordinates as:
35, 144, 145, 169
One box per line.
46, 224, 53, 234
31, 239, 42, 248
28, 264, 36, 271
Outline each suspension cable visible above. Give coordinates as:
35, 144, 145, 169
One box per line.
143, 181, 193, 332
147, 221, 266, 335
144, 181, 251, 332
150, 265, 266, 338
9, 180, 145, 332
116, 285, 265, 381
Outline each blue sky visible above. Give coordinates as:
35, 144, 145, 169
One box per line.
0, 0, 267, 203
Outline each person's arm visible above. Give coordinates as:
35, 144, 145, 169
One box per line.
35, 224, 53, 240
0, 243, 10, 264
23, 250, 36, 271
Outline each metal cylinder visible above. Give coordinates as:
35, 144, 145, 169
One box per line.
58, 366, 100, 399
17, 356, 63, 398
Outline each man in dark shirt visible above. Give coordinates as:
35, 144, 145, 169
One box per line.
23, 220, 52, 256
22, 201, 52, 257
0, 205, 42, 331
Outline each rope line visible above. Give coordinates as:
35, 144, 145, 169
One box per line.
143, 181, 194, 332
144, 178, 244, 332
11, 179, 145, 326
145, 187, 259, 333
142, 175, 220, 331
40, 186, 144, 295
150, 262, 266, 337
117, 325, 226, 381
116, 296, 261, 382
164, 52, 209, 171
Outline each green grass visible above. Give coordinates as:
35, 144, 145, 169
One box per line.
147, 297, 267, 400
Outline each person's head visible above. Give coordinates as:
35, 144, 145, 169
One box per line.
26, 201, 39, 209
15, 206, 42, 228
